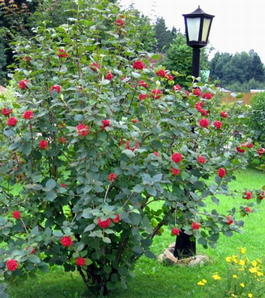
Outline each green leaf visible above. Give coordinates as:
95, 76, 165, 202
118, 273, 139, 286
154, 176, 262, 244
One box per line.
44, 191, 57, 202
102, 237, 111, 243
84, 224, 96, 232
44, 179, 57, 191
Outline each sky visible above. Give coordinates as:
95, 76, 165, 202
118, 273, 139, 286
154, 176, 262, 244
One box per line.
118, 0, 265, 63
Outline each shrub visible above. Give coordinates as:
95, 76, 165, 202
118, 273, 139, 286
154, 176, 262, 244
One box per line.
0, 0, 264, 296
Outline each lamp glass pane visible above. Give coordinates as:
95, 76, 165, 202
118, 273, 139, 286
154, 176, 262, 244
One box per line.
186, 17, 200, 41
202, 18, 211, 42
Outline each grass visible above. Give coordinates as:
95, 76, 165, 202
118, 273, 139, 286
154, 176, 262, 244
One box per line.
7, 169, 265, 298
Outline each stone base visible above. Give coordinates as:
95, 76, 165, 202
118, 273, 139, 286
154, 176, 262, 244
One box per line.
157, 242, 209, 266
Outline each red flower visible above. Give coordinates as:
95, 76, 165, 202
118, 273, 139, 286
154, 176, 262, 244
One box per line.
90, 63, 101, 72
244, 207, 252, 213
218, 168, 227, 178
97, 218, 111, 229
213, 120, 222, 129
171, 227, 181, 236
60, 236, 73, 247
105, 72, 114, 80
195, 101, 204, 111
125, 141, 140, 151
1, 108, 12, 116
132, 60, 145, 70
243, 191, 252, 200
226, 216, 234, 225
23, 110, 34, 119
173, 84, 182, 91
57, 49, 69, 58
257, 148, 265, 156
171, 168, 181, 176
153, 152, 160, 157
131, 119, 139, 123
58, 137, 67, 144
7, 117, 18, 126
112, 214, 121, 223
39, 140, 48, 149
165, 74, 174, 80
258, 191, 265, 200
171, 152, 183, 163
108, 173, 117, 182
75, 257, 86, 266
156, 69, 167, 77
18, 79, 29, 89
151, 89, 162, 99
220, 111, 228, 118
191, 222, 201, 230
76, 124, 90, 136
50, 85, 62, 93
60, 183, 67, 188
192, 88, 201, 97
236, 146, 245, 153
246, 143, 254, 148
199, 118, 210, 128
12, 210, 21, 220
197, 155, 207, 164
6, 259, 18, 271
115, 19, 125, 26
101, 120, 111, 129
202, 92, 213, 100
138, 80, 149, 88
138, 93, 148, 100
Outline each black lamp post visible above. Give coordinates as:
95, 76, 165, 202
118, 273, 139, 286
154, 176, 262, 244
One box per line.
183, 6, 214, 77
173, 7, 214, 260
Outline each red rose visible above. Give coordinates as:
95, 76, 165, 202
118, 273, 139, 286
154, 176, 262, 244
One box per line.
171, 227, 181, 236
75, 257, 86, 266
115, 19, 125, 26
220, 111, 228, 118
108, 173, 117, 182
244, 207, 252, 213
132, 60, 145, 70
60, 236, 73, 247
171, 152, 183, 163
165, 74, 174, 80
153, 152, 160, 157
112, 214, 121, 223
173, 84, 182, 91
213, 120, 222, 129
151, 89, 162, 99
192, 88, 201, 96
218, 168, 227, 178
199, 118, 210, 128
226, 216, 234, 225
131, 119, 139, 123
39, 140, 48, 149
76, 124, 90, 136
138, 80, 149, 88
12, 210, 21, 220
195, 101, 204, 111
191, 222, 201, 230
125, 141, 139, 151
236, 146, 245, 153
57, 49, 69, 58
246, 143, 254, 148
50, 85, 62, 93
97, 218, 111, 229
23, 110, 34, 119
1, 108, 12, 116
202, 92, 213, 100
197, 155, 207, 164
90, 63, 101, 72
58, 137, 67, 144
156, 69, 167, 77
243, 191, 252, 200
18, 79, 29, 89
170, 168, 181, 176
6, 259, 18, 271
138, 94, 148, 100
105, 72, 114, 80
101, 120, 111, 129
7, 117, 18, 126
60, 183, 67, 188
257, 148, 265, 156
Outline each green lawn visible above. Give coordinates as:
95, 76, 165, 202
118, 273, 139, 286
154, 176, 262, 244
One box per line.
8, 169, 265, 298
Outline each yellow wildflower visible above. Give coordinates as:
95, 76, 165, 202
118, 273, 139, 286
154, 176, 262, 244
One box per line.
212, 274, 221, 280
248, 294, 253, 298
251, 260, 258, 267
226, 256, 232, 263
239, 259, 246, 266
197, 279, 207, 286
240, 283, 245, 288
240, 247, 247, 254
249, 267, 258, 273
256, 271, 264, 277
232, 274, 238, 278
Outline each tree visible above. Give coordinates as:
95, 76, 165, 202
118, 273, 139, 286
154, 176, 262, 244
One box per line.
154, 17, 176, 53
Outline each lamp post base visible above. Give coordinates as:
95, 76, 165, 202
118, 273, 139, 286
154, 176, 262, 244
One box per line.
173, 231, 196, 259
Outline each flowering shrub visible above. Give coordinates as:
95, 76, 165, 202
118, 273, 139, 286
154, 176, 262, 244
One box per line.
197, 248, 265, 297
0, 0, 263, 295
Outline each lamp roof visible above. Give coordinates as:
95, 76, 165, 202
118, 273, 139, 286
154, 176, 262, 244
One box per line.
183, 6, 214, 18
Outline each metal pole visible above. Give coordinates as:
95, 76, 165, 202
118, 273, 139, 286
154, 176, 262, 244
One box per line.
192, 47, 201, 78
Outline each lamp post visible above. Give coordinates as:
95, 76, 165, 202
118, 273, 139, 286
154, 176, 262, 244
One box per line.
183, 6, 214, 78
173, 7, 214, 260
